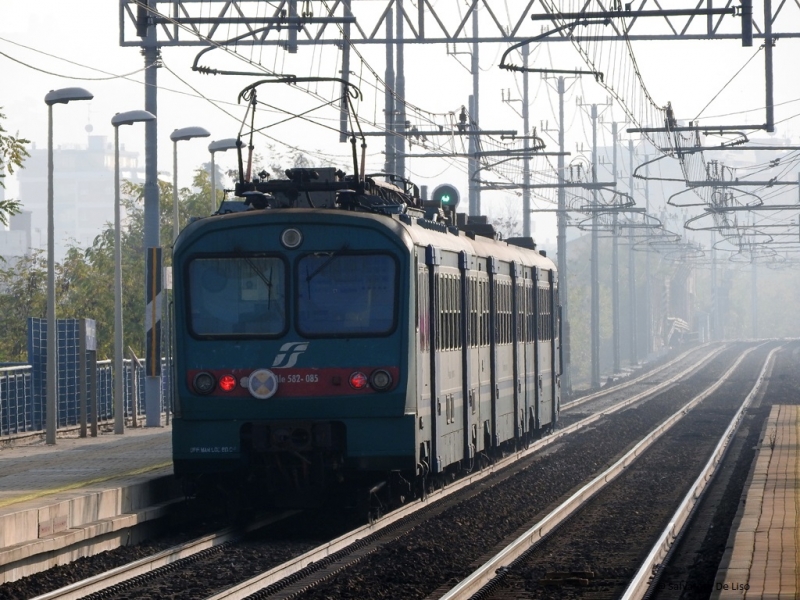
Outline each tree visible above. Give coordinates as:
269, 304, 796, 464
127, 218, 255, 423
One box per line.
490, 199, 523, 240
0, 251, 47, 360
0, 108, 29, 225
0, 166, 216, 362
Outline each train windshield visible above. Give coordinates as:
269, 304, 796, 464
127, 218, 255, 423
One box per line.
189, 256, 286, 336
297, 253, 396, 336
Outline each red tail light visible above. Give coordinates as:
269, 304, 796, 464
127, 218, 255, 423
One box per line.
219, 374, 237, 392
349, 371, 368, 389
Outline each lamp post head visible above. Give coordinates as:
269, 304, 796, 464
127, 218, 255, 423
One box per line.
170, 126, 211, 142
44, 87, 94, 106
111, 110, 156, 128
209, 138, 240, 154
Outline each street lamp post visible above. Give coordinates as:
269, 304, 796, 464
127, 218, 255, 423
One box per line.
208, 138, 239, 214
169, 127, 210, 243
111, 110, 156, 435
44, 87, 93, 446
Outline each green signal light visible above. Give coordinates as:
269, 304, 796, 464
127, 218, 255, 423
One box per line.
432, 184, 460, 208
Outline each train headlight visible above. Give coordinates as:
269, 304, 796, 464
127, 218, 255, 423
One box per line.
349, 371, 368, 390
370, 369, 392, 391
281, 228, 303, 249
248, 368, 279, 399
218, 374, 237, 392
193, 372, 216, 395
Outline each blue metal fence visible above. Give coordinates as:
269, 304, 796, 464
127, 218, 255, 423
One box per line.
0, 318, 170, 439
0, 366, 34, 436
0, 359, 170, 439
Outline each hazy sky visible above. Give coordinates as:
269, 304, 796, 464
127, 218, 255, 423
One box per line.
1, 1, 799, 246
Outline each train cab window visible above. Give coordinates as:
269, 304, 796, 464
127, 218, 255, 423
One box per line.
188, 256, 287, 336
297, 253, 396, 336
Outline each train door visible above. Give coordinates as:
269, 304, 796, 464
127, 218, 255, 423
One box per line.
487, 256, 500, 449
494, 264, 515, 444
435, 257, 464, 470
459, 251, 477, 464
475, 266, 491, 454
511, 262, 524, 442
537, 274, 554, 427
425, 245, 445, 473
524, 270, 536, 433
550, 270, 561, 423
416, 250, 433, 474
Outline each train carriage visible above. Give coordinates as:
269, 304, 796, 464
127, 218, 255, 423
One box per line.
171, 169, 561, 506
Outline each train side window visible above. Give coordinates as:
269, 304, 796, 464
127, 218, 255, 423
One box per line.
455, 275, 462, 350
446, 275, 452, 351
531, 285, 536, 342
469, 278, 477, 348
414, 255, 422, 333
435, 274, 442, 351
418, 269, 430, 352
497, 281, 509, 345
483, 280, 489, 346
537, 284, 552, 342
450, 275, 456, 351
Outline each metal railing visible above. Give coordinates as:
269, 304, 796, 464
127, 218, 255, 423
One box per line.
0, 359, 170, 440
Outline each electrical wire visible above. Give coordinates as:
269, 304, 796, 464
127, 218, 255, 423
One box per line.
693, 46, 763, 121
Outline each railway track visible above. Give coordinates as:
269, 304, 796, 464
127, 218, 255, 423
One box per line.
445, 344, 778, 600
647, 340, 800, 600
558, 343, 724, 426
15, 342, 747, 600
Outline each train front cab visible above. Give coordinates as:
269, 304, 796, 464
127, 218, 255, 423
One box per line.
171, 211, 420, 501
412, 238, 560, 482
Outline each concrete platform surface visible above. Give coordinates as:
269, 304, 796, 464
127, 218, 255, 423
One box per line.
0, 426, 176, 583
713, 405, 799, 600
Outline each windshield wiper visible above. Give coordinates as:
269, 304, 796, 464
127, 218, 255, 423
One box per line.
242, 256, 273, 307
305, 243, 348, 283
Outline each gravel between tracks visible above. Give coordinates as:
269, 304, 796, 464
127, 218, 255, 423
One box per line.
284, 345, 754, 600
478, 344, 771, 600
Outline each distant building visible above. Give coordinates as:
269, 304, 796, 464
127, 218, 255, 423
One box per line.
16, 133, 142, 260
0, 210, 33, 266
0, 166, 32, 266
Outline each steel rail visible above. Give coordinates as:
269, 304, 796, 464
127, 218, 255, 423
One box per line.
28, 512, 299, 600
204, 345, 729, 600
562, 342, 716, 411
437, 345, 759, 600
620, 344, 780, 600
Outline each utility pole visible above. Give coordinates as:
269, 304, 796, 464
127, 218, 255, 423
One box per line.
628, 140, 638, 365
384, 11, 395, 179
751, 257, 758, 338
143, 1, 162, 427
644, 155, 652, 359
711, 230, 717, 340
556, 77, 571, 394
522, 44, 531, 237
395, 0, 406, 180
575, 97, 612, 388
611, 122, 620, 374
468, 8, 480, 216
765, 0, 775, 131
339, 0, 352, 143
590, 104, 600, 388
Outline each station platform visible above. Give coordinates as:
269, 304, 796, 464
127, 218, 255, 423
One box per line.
713, 404, 799, 599
0, 425, 177, 583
